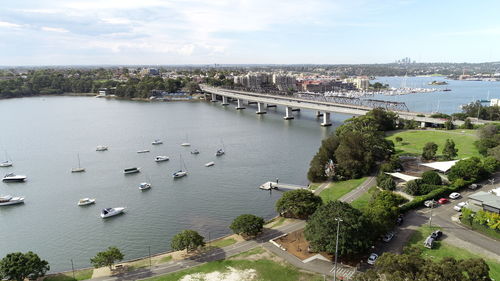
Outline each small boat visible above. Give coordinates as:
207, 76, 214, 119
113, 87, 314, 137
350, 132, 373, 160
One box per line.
100, 207, 126, 218
191, 149, 200, 155
215, 149, 225, 156
78, 198, 96, 206
124, 167, 140, 174
152, 139, 163, 145
442, 88, 452, 92
173, 154, 188, 178
155, 156, 169, 162
96, 146, 108, 151
181, 134, 191, 146
139, 182, 151, 190
137, 150, 150, 154
2, 173, 27, 182
0, 195, 25, 206
71, 153, 85, 173
205, 161, 215, 167
0, 160, 13, 167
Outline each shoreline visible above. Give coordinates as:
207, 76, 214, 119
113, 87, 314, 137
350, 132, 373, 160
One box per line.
0, 92, 207, 102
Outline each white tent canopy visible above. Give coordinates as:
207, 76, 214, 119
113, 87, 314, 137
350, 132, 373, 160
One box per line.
386, 172, 421, 182
421, 160, 459, 173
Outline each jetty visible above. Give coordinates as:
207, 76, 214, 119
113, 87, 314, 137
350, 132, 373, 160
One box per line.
259, 181, 309, 191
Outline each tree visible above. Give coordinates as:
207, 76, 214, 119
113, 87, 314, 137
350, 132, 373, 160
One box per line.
185, 81, 200, 94
422, 142, 438, 160
307, 135, 340, 182
460, 258, 492, 281
442, 139, 458, 160
90, 247, 124, 270
230, 214, 265, 237
275, 189, 322, 219
304, 201, 371, 256
444, 120, 455, 130
448, 157, 487, 182
482, 156, 499, 174
362, 191, 404, 237
487, 145, 500, 161
463, 118, 473, 129
421, 170, 442, 185
170, 230, 205, 252
0, 252, 50, 281
405, 180, 420, 195
379, 177, 396, 190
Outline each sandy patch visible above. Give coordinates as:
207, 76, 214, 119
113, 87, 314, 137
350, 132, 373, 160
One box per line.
179, 267, 257, 281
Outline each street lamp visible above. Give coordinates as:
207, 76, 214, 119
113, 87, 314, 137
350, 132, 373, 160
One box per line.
330, 218, 343, 280
489, 178, 495, 187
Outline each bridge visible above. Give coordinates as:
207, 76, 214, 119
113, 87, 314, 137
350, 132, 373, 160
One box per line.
200, 85, 469, 127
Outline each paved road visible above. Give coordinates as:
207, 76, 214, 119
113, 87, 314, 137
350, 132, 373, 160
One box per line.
339, 176, 376, 203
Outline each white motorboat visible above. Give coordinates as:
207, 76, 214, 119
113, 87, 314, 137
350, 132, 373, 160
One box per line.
71, 153, 86, 173
77, 198, 96, 206
191, 149, 200, 155
124, 167, 140, 174
155, 156, 169, 162
139, 182, 151, 190
181, 134, 191, 146
100, 207, 126, 218
2, 173, 27, 182
0, 160, 13, 167
152, 139, 163, 145
96, 146, 108, 151
0, 195, 25, 206
215, 149, 225, 156
205, 161, 215, 167
137, 150, 150, 153
173, 170, 188, 178
173, 154, 188, 178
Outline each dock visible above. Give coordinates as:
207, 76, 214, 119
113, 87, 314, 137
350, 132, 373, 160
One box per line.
259, 181, 310, 192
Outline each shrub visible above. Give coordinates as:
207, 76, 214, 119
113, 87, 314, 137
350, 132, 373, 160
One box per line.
379, 177, 396, 191
395, 137, 403, 142
444, 120, 455, 130
405, 180, 420, 195
483, 156, 499, 174
377, 172, 391, 186
421, 171, 442, 185
422, 142, 438, 160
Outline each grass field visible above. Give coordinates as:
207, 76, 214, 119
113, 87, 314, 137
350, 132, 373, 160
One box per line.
144, 247, 323, 281
350, 186, 377, 209
386, 130, 480, 159
44, 269, 93, 281
407, 225, 500, 280
319, 177, 367, 203
210, 237, 237, 248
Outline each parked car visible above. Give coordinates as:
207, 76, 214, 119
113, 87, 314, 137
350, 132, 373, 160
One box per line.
431, 230, 443, 240
469, 183, 481, 190
438, 198, 449, 204
424, 236, 435, 249
396, 215, 404, 226
424, 200, 438, 208
449, 192, 461, 200
382, 231, 396, 242
453, 202, 468, 212
367, 253, 379, 265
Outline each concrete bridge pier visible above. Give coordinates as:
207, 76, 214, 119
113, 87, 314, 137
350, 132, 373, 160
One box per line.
236, 99, 245, 110
256, 102, 267, 114
421, 121, 427, 128
316, 111, 324, 118
321, 112, 332, 127
221, 96, 229, 106
284, 106, 294, 120
211, 93, 218, 102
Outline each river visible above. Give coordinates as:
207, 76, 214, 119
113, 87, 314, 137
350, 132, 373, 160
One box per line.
0, 96, 341, 272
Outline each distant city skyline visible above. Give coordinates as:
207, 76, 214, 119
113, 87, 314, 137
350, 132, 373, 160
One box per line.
1, 0, 500, 66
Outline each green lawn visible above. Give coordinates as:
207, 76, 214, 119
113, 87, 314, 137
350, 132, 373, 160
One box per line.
308, 182, 322, 191
143, 247, 323, 281
159, 255, 173, 263
320, 178, 367, 203
44, 269, 93, 281
269, 217, 286, 228
386, 130, 480, 159
350, 186, 377, 209
210, 237, 237, 248
407, 225, 500, 280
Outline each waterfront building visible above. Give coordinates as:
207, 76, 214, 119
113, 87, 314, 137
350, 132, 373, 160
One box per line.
344, 77, 370, 91
272, 73, 297, 91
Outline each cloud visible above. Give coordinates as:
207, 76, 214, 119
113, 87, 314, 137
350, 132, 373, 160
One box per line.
41, 26, 69, 33
0, 21, 22, 28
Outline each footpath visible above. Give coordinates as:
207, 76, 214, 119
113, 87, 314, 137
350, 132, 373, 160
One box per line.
88, 180, 371, 281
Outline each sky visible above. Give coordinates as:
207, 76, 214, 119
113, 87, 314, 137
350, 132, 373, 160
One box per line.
1, 0, 500, 65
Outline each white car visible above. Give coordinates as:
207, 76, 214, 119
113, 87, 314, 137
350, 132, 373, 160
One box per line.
449, 192, 461, 200
382, 231, 395, 242
453, 202, 468, 211
367, 253, 378, 265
